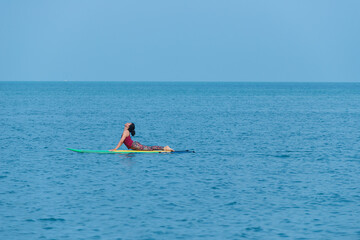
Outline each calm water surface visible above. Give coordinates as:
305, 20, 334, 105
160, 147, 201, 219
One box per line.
1, 82, 360, 239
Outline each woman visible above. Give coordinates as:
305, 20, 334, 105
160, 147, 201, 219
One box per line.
110, 123, 174, 151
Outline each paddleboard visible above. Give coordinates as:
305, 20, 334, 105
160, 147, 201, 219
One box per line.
67, 148, 194, 154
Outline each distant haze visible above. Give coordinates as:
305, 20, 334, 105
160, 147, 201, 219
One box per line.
1, 0, 359, 82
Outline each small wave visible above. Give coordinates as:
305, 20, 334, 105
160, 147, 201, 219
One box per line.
38, 218, 65, 222
275, 154, 291, 158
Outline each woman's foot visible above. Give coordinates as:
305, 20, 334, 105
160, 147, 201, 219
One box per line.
164, 146, 174, 152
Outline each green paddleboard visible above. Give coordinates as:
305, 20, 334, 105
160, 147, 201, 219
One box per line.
67, 148, 194, 154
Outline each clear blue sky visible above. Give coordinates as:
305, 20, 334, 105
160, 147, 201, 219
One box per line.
1, 0, 359, 82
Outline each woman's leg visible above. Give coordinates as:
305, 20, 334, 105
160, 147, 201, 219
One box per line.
150, 145, 164, 150
131, 141, 164, 151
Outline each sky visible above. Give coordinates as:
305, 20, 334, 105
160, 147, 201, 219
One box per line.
0, 0, 359, 82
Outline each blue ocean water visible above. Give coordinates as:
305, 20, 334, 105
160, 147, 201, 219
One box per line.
1, 82, 360, 239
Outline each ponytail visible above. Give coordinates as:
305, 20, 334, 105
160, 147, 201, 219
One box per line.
129, 123, 135, 136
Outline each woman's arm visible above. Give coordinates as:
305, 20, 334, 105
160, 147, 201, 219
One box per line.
110, 130, 129, 151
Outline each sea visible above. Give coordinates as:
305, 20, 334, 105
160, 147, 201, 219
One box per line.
1, 82, 359, 239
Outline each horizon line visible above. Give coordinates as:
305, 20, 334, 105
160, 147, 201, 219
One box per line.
0, 80, 359, 83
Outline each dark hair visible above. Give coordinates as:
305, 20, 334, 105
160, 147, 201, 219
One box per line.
128, 123, 135, 136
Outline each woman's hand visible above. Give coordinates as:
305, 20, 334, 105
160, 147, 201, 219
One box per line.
109, 149, 117, 151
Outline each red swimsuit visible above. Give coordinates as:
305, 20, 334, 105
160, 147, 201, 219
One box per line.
123, 135, 133, 149
123, 135, 164, 151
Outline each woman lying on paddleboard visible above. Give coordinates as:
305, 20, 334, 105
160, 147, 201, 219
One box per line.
110, 123, 174, 151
